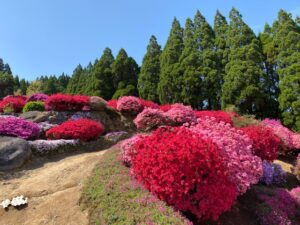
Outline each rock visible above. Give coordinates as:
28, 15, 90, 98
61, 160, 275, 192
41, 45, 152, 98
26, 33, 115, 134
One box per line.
19, 111, 51, 123
0, 136, 32, 171
89, 96, 107, 111
104, 131, 129, 143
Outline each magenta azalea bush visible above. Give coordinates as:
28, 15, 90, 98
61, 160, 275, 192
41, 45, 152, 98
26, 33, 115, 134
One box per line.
134, 108, 169, 131
185, 117, 263, 194
120, 134, 145, 166
289, 187, 300, 205
0, 116, 40, 140
27, 93, 49, 102
117, 96, 143, 115
164, 103, 197, 125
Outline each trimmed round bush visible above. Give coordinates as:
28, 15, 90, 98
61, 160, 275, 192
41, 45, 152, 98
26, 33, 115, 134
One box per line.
164, 103, 197, 125
186, 117, 263, 194
45, 94, 90, 111
0, 116, 40, 140
120, 134, 145, 166
22, 101, 45, 112
26, 93, 48, 102
241, 125, 281, 161
46, 118, 104, 141
0, 96, 26, 113
134, 108, 169, 131
194, 110, 233, 125
132, 126, 237, 221
117, 96, 143, 115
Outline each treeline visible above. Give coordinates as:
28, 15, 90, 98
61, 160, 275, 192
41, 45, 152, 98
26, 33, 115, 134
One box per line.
0, 8, 299, 130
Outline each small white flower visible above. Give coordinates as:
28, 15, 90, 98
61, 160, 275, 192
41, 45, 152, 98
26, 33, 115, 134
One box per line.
10, 195, 28, 207
0, 199, 11, 209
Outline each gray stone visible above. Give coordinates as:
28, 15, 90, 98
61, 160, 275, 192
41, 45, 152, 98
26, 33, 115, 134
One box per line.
19, 111, 51, 123
89, 96, 107, 111
0, 136, 32, 171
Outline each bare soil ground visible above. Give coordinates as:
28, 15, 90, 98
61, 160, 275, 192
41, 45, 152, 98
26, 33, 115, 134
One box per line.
0, 149, 109, 225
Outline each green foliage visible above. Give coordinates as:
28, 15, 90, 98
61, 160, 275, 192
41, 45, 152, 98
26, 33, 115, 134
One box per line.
138, 36, 161, 102
26, 80, 43, 96
0, 71, 14, 98
112, 83, 137, 99
66, 65, 84, 94
23, 101, 45, 112
158, 18, 184, 104
81, 148, 190, 225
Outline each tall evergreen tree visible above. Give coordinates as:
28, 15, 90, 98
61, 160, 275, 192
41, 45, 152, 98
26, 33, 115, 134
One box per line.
222, 8, 267, 115
158, 18, 184, 104
66, 65, 84, 94
274, 10, 300, 130
0, 72, 14, 98
138, 36, 161, 102
91, 48, 115, 99
194, 10, 220, 109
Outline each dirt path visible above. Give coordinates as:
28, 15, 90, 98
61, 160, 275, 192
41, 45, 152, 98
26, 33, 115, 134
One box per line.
0, 149, 109, 225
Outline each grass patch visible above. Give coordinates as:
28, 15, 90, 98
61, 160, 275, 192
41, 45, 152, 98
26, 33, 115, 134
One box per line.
80, 148, 190, 225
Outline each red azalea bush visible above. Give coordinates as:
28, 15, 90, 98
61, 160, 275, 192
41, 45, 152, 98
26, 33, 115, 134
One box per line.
120, 134, 145, 166
46, 119, 104, 141
3, 95, 27, 101
241, 125, 281, 161
134, 108, 169, 131
0, 96, 26, 113
107, 99, 118, 110
194, 110, 233, 125
186, 117, 262, 194
117, 96, 143, 115
140, 99, 159, 109
164, 103, 197, 125
159, 104, 172, 112
45, 94, 90, 111
132, 126, 237, 221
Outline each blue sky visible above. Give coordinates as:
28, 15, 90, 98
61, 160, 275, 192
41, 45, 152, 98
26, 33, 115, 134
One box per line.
0, 0, 299, 80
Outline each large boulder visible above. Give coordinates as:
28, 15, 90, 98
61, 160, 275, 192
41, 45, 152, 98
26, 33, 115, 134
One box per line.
19, 111, 51, 123
89, 96, 107, 111
0, 136, 32, 171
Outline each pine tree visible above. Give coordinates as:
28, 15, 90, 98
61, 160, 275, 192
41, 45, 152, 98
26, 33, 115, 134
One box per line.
138, 35, 161, 102
274, 10, 300, 130
112, 49, 139, 98
222, 8, 267, 115
158, 18, 184, 104
66, 65, 84, 94
194, 10, 220, 109
14, 75, 20, 92
91, 48, 115, 99
0, 72, 14, 98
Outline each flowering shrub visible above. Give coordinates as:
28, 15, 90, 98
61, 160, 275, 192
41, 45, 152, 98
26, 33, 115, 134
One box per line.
256, 188, 300, 225
45, 94, 90, 111
3, 95, 27, 101
292, 134, 300, 149
262, 119, 294, 150
186, 117, 262, 194
120, 134, 145, 166
0, 116, 40, 139
22, 101, 45, 112
46, 119, 104, 141
241, 125, 281, 161
159, 104, 172, 112
132, 127, 237, 221
29, 139, 79, 154
107, 99, 118, 110
140, 99, 159, 109
134, 108, 169, 131
0, 96, 26, 113
294, 154, 300, 181
26, 93, 48, 102
117, 96, 143, 115
260, 161, 286, 186
164, 104, 197, 125
289, 187, 300, 205
194, 110, 233, 125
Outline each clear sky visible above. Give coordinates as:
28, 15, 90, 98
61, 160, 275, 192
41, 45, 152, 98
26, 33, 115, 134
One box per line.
0, 0, 299, 80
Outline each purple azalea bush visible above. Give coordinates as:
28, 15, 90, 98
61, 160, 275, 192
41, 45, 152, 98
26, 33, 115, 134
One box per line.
29, 139, 79, 154
70, 112, 91, 120
26, 93, 49, 102
0, 116, 40, 140
260, 161, 287, 186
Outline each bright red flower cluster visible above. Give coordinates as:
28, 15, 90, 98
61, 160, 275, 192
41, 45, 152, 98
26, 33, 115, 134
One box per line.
132, 126, 237, 221
107, 99, 118, 110
241, 125, 281, 161
46, 119, 104, 141
139, 99, 159, 109
159, 104, 172, 112
45, 94, 90, 111
0, 96, 26, 113
194, 110, 233, 125
117, 96, 143, 115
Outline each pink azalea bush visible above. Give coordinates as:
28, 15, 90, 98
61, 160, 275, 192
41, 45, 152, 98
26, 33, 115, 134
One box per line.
0, 116, 40, 140
134, 108, 169, 131
117, 96, 143, 115
289, 187, 300, 205
292, 134, 300, 149
164, 103, 197, 125
120, 134, 145, 166
185, 117, 263, 194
